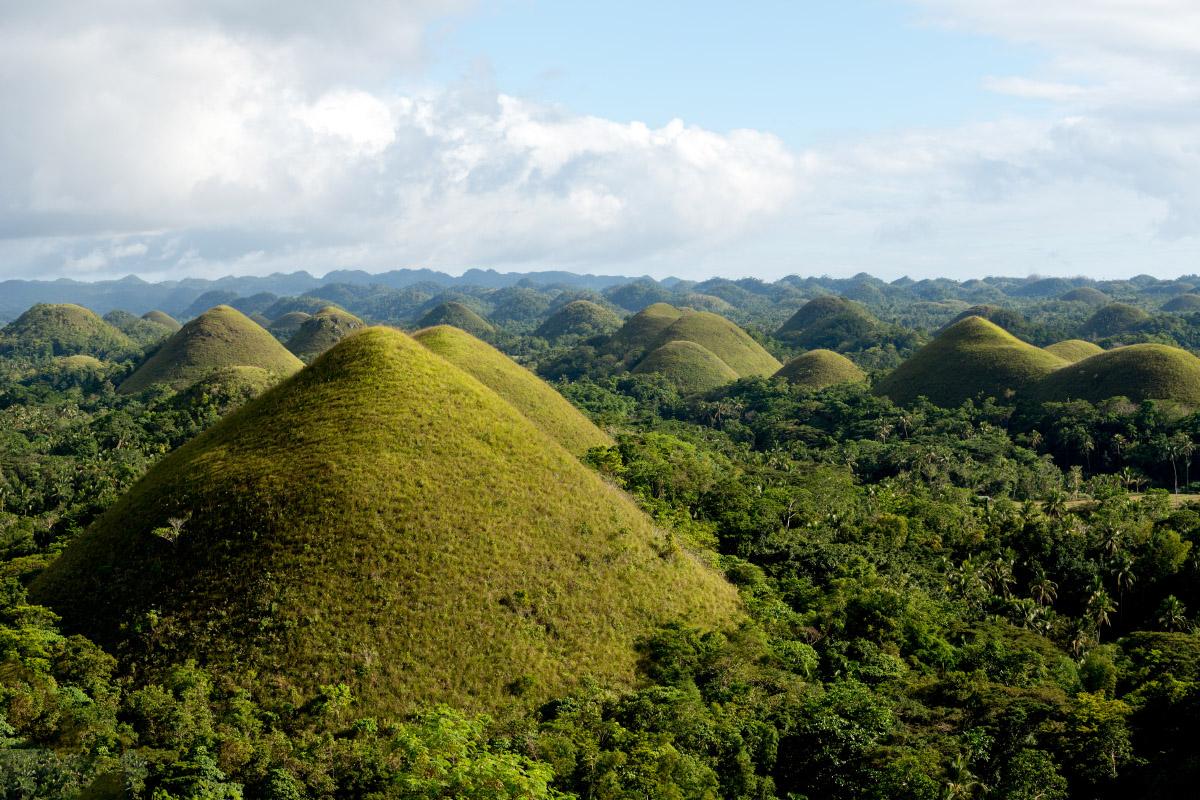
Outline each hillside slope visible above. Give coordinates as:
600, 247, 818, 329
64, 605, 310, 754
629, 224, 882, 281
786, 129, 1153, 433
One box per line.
776, 350, 867, 390
285, 306, 368, 362
1033, 344, 1200, 405
415, 301, 494, 337
647, 311, 781, 377
0, 303, 136, 361
631, 340, 740, 393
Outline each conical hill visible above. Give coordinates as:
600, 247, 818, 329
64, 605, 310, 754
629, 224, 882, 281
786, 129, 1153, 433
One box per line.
776, 296, 863, 336
533, 300, 623, 341
0, 303, 137, 361
412, 325, 612, 455
117, 306, 304, 394
776, 350, 867, 391
31, 328, 740, 715
269, 311, 310, 335
142, 310, 182, 331
607, 302, 684, 354
1032, 344, 1200, 405
938, 304, 1030, 337
415, 301, 494, 337
1043, 339, 1105, 363
873, 317, 1067, 407
285, 306, 368, 362
1162, 294, 1200, 313
1080, 303, 1150, 338
647, 311, 781, 377
631, 340, 740, 393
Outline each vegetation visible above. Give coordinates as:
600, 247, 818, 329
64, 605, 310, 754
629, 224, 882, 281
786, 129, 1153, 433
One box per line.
630, 340, 741, 393
775, 349, 866, 390
1161, 293, 1200, 313
532, 300, 622, 342
647, 311, 781, 378
268, 311, 310, 337
1082, 303, 1152, 338
284, 306, 368, 362
1060, 287, 1110, 305
0, 303, 138, 363
1033, 343, 1200, 405
118, 306, 304, 394
775, 295, 866, 336
1044, 339, 1106, 362
414, 301, 494, 337
141, 310, 183, 331
606, 302, 684, 354
939, 304, 1032, 337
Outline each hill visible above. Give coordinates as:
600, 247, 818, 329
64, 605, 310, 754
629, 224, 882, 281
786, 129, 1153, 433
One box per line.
117, 306, 304, 394
1060, 287, 1110, 305
607, 302, 684, 354
415, 301, 494, 337
775, 350, 867, 391
172, 366, 277, 414
412, 325, 612, 456
647, 311, 781, 377
1162, 294, 1200, 313
0, 303, 137, 361
141, 310, 182, 331
776, 296, 865, 336
285, 306, 368, 362
268, 311, 310, 336
1043, 339, 1105, 363
533, 300, 623, 341
31, 328, 740, 716
631, 340, 740, 393
1032, 344, 1200, 405
1081, 303, 1151, 338
873, 317, 1067, 407
938, 304, 1030, 337
102, 309, 176, 346
681, 293, 734, 313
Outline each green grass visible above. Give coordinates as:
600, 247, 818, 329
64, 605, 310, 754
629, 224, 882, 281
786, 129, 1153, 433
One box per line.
607, 302, 683, 353
285, 306, 368, 362
0, 303, 138, 361
1060, 287, 1110, 305
1032, 343, 1200, 405
31, 327, 741, 717
532, 300, 622, 341
249, 313, 271, 328
141, 310, 182, 331
118, 305, 304, 394
103, 310, 177, 346
647, 311, 781, 377
873, 316, 1067, 407
630, 340, 740, 393
680, 293, 734, 313
412, 325, 613, 455
174, 366, 276, 412
938, 304, 1030, 336
1043, 339, 1105, 363
775, 349, 866, 390
775, 296, 867, 336
269, 311, 311, 334
415, 301, 494, 337
1081, 303, 1151, 338
1162, 294, 1200, 313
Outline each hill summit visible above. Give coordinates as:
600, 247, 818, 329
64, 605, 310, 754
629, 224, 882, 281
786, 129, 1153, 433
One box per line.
285, 306, 367, 362
533, 300, 623, 341
32, 327, 739, 716
775, 350, 867, 391
0, 302, 136, 361
415, 301, 494, 337
117, 305, 304, 394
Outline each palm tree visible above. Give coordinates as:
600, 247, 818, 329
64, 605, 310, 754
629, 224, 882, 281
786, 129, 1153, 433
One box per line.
1029, 568, 1058, 607
1067, 618, 1092, 659
1088, 588, 1117, 642
1099, 528, 1123, 559
1158, 595, 1189, 632
942, 753, 983, 799
1112, 553, 1136, 614
986, 556, 1016, 599
1044, 490, 1068, 520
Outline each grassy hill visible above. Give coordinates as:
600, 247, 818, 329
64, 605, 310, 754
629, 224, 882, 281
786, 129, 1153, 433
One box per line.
1032, 344, 1200, 405
142, 310, 182, 331
249, 313, 271, 328
873, 317, 1067, 407
631, 340, 740, 393
775, 350, 867, 391
533, 300, 623, 341
412, 325, 612, 455
31, 327, 740, 716
1060, 287, 1110, 305
0, 303, 137, 361
415, 301, 494, 337
647, 311, 781, 377
1162, 294, 1200, 313
607, 302, 684, 354
269, 311, 310, 337
118, 306, 304, 394
1081, 303, 1151, 338
173, 366, 277, 414
1043, 339, 1106, 362
103, 309, 176, 346
938, 304, 1031, 337
681, 293, 735, 313
285, 306, 368, 362
776, 296, 864, 336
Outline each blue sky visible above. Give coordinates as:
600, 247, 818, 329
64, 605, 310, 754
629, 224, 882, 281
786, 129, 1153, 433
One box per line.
2, 0, 1200, 283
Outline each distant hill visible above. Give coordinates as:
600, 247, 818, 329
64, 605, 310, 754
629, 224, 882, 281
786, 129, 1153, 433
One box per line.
118, 306, 304, 394
268, 311, 310, 336
0, 303, 137, 362
631, 340, 740, 393
1033, 344, 1200, 405
775, 350, 867, 391
412, 325, 612, 456
646, 311, 781, 377
31, 327, 740, 716
873, 317, 1066, 407
1043, 340, 1105, 363
533, 300, 623, 341
102, 309, 177, 346
1010, 277, 1074, 297
285, 306, 368, 362
415, 301, 494, 337
607, 303, 685, 354
1060, 287, 1110, 305
1162, 294, 1200, 313
681, 293, 734, 313
1081, 303, 1151, 338
776, 296, 864, 336
938, 304, 1031, 337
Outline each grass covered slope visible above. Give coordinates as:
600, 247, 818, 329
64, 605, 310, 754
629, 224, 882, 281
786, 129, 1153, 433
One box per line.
648, 312, 781, 377
938, 304, 1030, 336
775, 350, 867, 390
1033, 344, 1200, 405
1081, 302, 1151, 338
269, 311, 310, 336
1060, 287, 1110, 305
1162, 293, 1200, 313
874, 317, 1067, 407
118, 306, 304, 394
1044, 339, 1105, 363
415, 301, 494, 337
631, 340, 740, 393
0, 302, 136, 361
775, 296, 863, 336
142, 310, 182, 331
31, 328, 740, 716
285, 306, 368, 362
533, 300, 623, 341
412, 325, 612, 455
607, 302, 683, 353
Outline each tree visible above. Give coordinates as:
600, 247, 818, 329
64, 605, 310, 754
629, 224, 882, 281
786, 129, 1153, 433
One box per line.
1028, 568, 1058, 607
942, 753, 984, 799
1158, 595, 1188, 632
1087, 589, 1117, 642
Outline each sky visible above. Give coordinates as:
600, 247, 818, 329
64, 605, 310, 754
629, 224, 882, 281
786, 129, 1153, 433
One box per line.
3, 0, 1200, 284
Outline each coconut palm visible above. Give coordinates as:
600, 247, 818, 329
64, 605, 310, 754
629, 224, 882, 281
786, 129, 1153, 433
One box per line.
1158, 595, 1189, 632
942, 753, 984, 799
1029, 568, 1058, 607
1088, 588, 1117, 642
